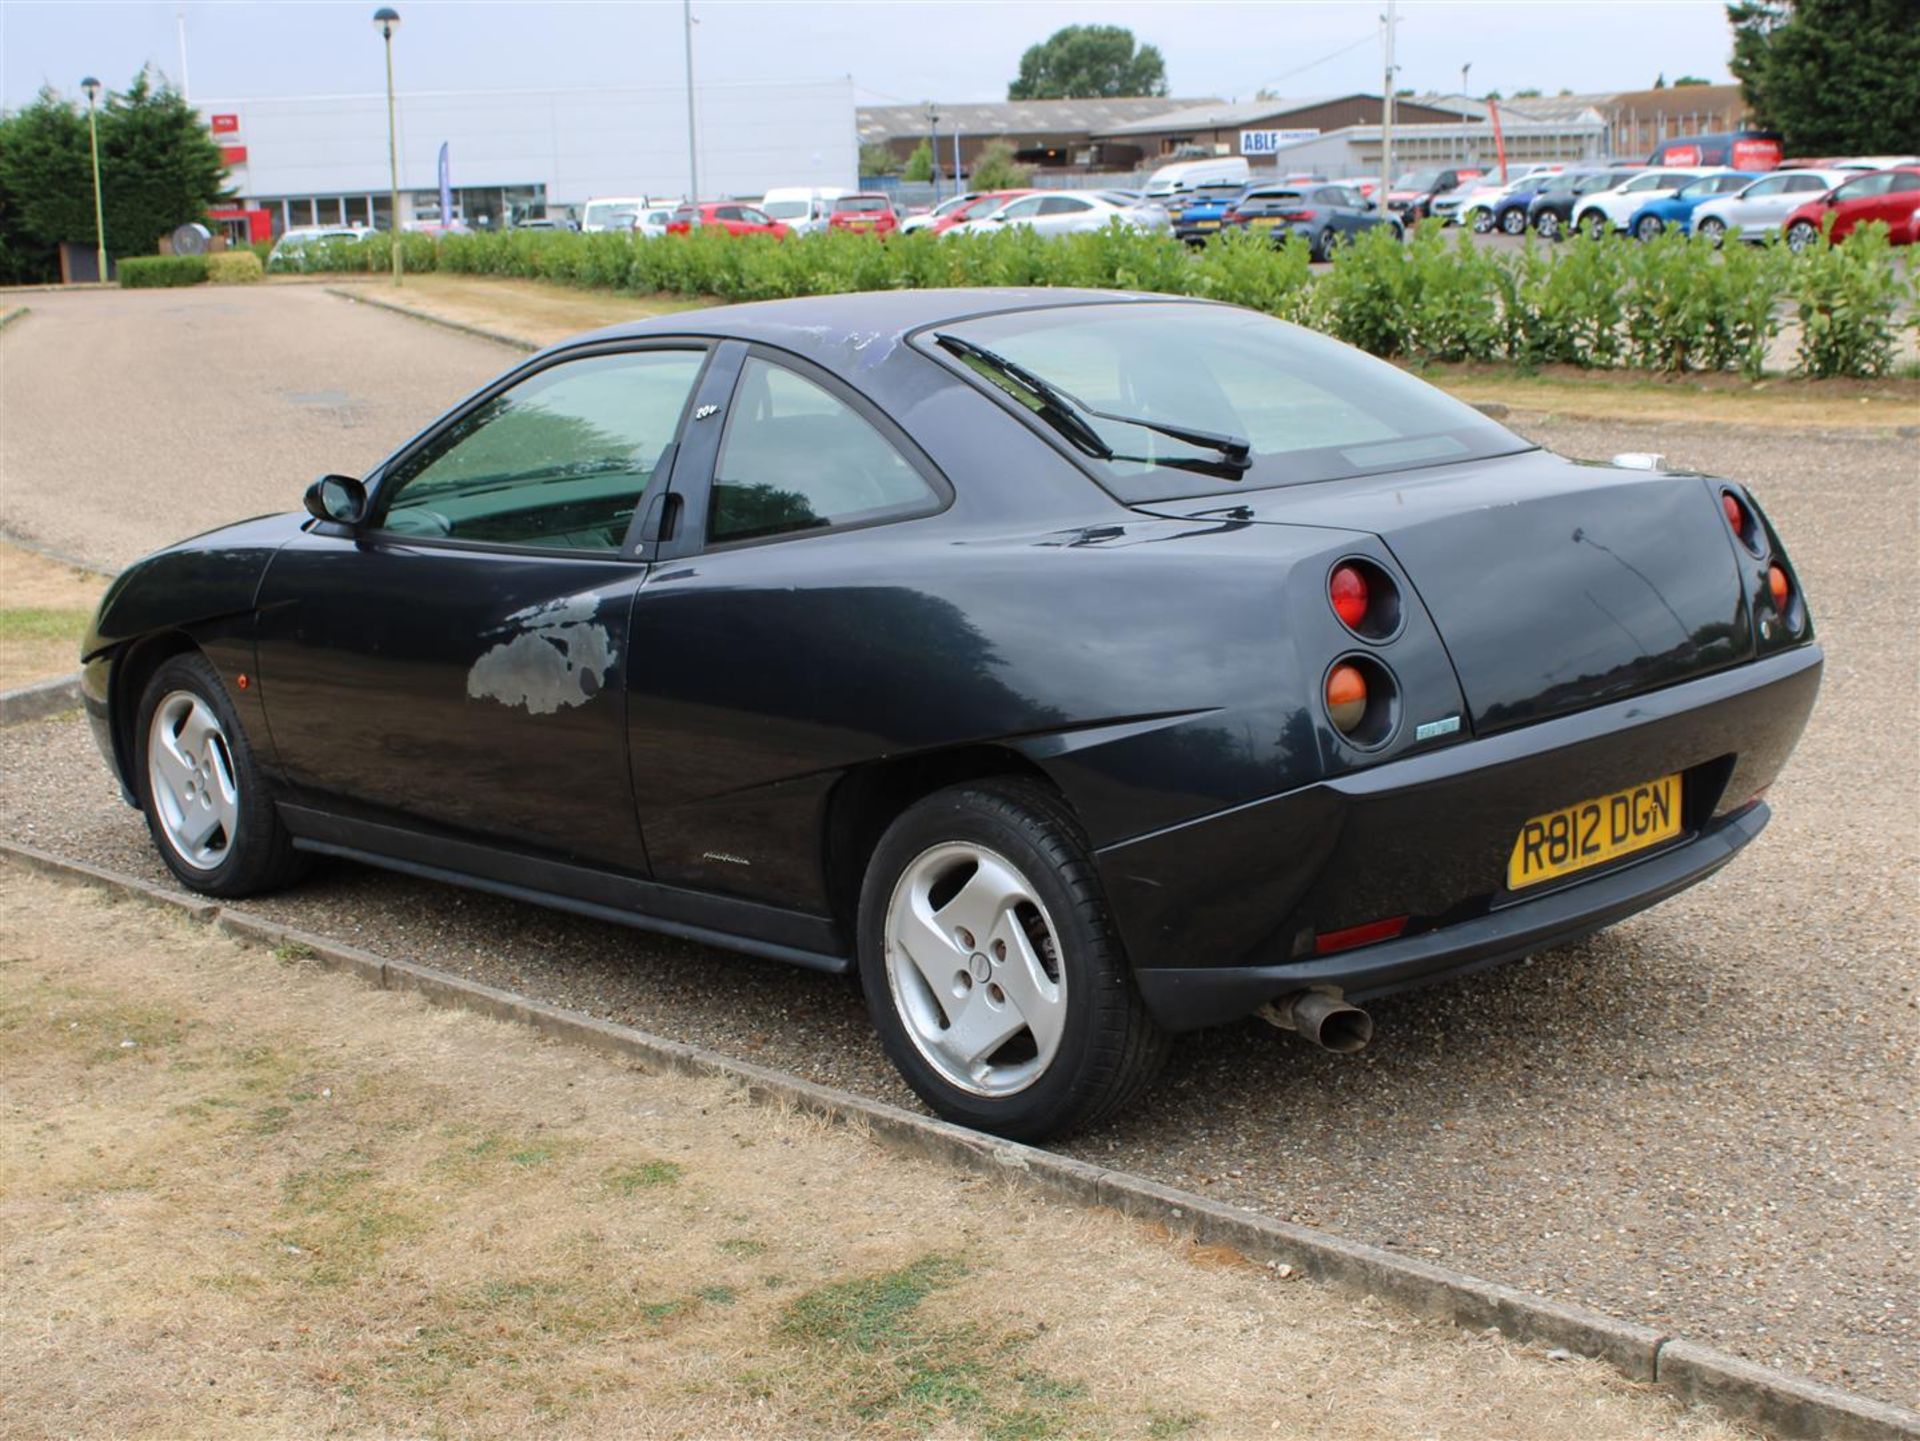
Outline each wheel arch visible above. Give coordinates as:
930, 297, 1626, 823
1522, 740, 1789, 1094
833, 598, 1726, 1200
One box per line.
822, 744, 1065, 935
107, 630, 203, 803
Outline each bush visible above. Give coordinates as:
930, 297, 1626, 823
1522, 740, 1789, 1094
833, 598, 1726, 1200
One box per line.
206, 250, 264, 284
968, 141, 1032, 191
118, 254, 207, 288
268, 216, 1911, 379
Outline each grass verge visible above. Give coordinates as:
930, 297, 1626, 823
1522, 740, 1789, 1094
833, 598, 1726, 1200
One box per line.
0, 542, 106, 689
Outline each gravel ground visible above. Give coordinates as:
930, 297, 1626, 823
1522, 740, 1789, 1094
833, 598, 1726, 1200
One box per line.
2, 286, 1915, 1408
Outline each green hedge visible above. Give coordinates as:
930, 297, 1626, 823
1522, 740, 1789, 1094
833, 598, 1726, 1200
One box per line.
289, 220, 1918, 379
118, 254, 208, 288
207, 250, 264, 284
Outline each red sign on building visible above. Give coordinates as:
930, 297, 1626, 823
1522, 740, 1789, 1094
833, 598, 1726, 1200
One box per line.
219, 144, 249, 166
210, 114, 239, 135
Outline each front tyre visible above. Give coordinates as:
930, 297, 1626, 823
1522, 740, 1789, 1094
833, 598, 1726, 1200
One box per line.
1698, 216, 1727, 247
137, 652, 306, 897
1469, 207, 1494, 234
1786, 219, 1818, 253
857, 781, 1169, 1141
1635, 214, 1664, 241
1499, 206, 1527, 235
1534, 210, 1561, 240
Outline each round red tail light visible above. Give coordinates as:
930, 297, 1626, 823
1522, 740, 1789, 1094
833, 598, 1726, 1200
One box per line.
1722, 492, 1745, 531
1326, 662, 1367, 733
1329, 564, 1370, 630
1768, 563, 1791, 612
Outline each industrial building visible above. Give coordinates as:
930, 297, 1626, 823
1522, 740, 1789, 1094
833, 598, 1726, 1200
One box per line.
195, 77, 857, 235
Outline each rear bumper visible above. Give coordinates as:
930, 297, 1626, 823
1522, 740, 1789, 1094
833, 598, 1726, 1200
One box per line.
1098, 645, 1821, 1031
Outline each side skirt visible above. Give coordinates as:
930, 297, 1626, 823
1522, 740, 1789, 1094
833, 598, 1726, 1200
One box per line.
278, 804, 851, 976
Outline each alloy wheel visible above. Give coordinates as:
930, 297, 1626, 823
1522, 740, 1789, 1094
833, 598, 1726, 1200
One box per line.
1536, 211, 1560, 240
1636, 215, 1663, 241
883, 841, 1067, 1098
1470, 208, 1493, 234
147, 689, 239, 870
1786, 221, 1817, 253
1500, 208, 1527, 235
1699, 217, 1726, 247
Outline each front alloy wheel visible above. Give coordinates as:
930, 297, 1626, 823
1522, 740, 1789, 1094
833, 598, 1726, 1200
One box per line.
1500, 207, 1528, 235
1470, 207, 1494, 234
1635, 214, 1664, 241
1786, 220, 1818, 253
1581, 210, 1610, 239
147, 690, 238, 872
858, 781, 1169, 1140
1535, 211, 1561, 240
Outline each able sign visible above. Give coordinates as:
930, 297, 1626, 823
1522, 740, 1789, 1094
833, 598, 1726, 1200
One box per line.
1240, 129, 1320, 155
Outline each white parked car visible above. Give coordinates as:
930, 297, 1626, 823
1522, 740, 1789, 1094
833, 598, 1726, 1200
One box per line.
758, 186, 850, 236
266, 225, 371, 271
899, 192, 983, 234
1571, 168, 1710, 237
1144, 155, 1251, 201
1688, 169, 1852, 246
949, 191, 1171, 238
634, 203, 680, 239
1432, 165, 1563, 232
580, 197, 649, 233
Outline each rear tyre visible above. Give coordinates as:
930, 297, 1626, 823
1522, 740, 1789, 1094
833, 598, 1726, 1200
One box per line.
1499, 207, 1527, 236
1786, 220, 1818, 253
1635, 214, 1664, 241
1580, 209, 1610, 239
856, 780, 1170, 1142
1469, 207, 1494, 234
1534, 210, 1561, 241
136, 652, 306, 898
1698, 216, 1727, 247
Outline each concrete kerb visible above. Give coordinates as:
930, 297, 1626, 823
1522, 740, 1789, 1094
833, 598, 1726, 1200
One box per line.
2, 836, 1914, 1441
0, 305, 28, 332
323, 285, 539, 353
0, 674, 84, 726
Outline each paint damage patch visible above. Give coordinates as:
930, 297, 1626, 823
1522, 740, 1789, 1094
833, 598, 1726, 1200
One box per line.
467, 591, 615, 715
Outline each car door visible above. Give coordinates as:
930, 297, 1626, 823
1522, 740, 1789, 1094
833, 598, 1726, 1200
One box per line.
1033, 195, 1095, 235
1724, 173, 1791, 228
1824, 172, 1896, 238
992, 195, 1047, 231
252, 341, 712, 871
625, 346, 952, 912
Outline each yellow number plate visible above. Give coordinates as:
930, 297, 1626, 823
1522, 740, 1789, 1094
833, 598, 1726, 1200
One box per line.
1249, 216, 1282, 226
1507, 774, 1681, 890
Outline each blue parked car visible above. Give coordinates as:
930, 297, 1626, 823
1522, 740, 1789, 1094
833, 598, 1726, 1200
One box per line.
1625, 171, 1753, 241
1167, 183, 1250, 244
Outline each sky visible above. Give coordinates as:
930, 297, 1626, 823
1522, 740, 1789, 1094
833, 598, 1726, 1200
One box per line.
3, 0, 1740, 112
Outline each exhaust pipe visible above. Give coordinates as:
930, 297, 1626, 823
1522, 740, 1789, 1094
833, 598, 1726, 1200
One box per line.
1257, 991, 1373, 1054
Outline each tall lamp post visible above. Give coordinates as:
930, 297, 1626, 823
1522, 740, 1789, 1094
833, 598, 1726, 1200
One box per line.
81, 77, 107, 283
372, 7, 403, 285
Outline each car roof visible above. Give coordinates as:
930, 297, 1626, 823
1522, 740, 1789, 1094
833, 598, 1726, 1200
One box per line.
557, 289, 1187, 383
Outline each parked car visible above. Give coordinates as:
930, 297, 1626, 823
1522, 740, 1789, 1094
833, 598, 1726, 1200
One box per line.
1144, 155, 1251, 200
266, 225, 372, 271
87, 290, 1821, 1139
1781, 166, 1920, 250
512, 216, 578, 233
581, 197, 649, 233
899, 192, 977, 235
1432, 165, 1563, 232
1224, 182, 1402, 259
1689, 169, 1853, 246
1169, 182, 1257, 243
1527, 166, 1644, 239
634, 204, 679, 239
1622, 170, 1753, 240
759, 186, 850, 236
950, 191, 1170, 237
912, 190, 1037, 237
1572, 168, 1711, 237
827, 193, 899, 235
1385, 167, 1484, 224
664, 202, 790, 239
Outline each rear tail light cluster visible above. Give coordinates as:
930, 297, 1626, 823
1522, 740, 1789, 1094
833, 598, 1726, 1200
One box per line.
1322, 558, 1407, 748
1719, 488, 1766, 556
1768, 564, 1792, 613
1722, 487, 1804, 634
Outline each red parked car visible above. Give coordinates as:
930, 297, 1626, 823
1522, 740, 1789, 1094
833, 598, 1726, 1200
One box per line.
1781, 166, 1920, 251
827, 193, 899, 235
665, 202, 790, 239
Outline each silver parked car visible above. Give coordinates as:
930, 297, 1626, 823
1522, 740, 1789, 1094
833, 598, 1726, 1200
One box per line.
1688, 169, 1853, 246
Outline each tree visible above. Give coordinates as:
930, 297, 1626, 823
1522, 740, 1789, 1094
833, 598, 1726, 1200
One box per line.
857, 141, 900, 178
902, 139, 934, 182
0, 68, 229, 279
1512, 87, 1544, 98
1673, 75, 1713, 85
1727, 0, 1920, 152
1008, 25, 1167, 100
967, 141, 1032, 190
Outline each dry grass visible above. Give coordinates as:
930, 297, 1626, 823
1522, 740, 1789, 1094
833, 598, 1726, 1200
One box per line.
1416, 361, 1920, 430
327, 272, 712, 349
0, 543, 105, 690
0, 868, 1751, 1440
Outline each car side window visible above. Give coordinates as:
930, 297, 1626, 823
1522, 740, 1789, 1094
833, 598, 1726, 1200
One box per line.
1890, 173, 1920, 193
708, 358, 938, 545
1784, 175, 1825, 193
1835, 174, 1894, 200
998, 196, 1045, 220
740, 206, 774, 224
378, 349, 706, 551
1038, 196, 1091, 215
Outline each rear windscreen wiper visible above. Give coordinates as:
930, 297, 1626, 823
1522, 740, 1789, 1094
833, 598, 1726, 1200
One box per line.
934, 332, 1252, 477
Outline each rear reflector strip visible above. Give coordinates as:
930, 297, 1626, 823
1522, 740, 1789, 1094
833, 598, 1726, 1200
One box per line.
1314, 915, 1410, 955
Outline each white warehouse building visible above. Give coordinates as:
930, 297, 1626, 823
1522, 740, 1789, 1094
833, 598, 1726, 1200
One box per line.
195, 77, 857, 234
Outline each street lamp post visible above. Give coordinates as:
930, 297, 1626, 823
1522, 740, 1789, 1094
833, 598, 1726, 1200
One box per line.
373, 7, 402, 285
81, 77, 107, 283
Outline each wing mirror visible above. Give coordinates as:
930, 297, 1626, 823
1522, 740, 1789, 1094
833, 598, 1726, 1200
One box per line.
304, 473, 368, 526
